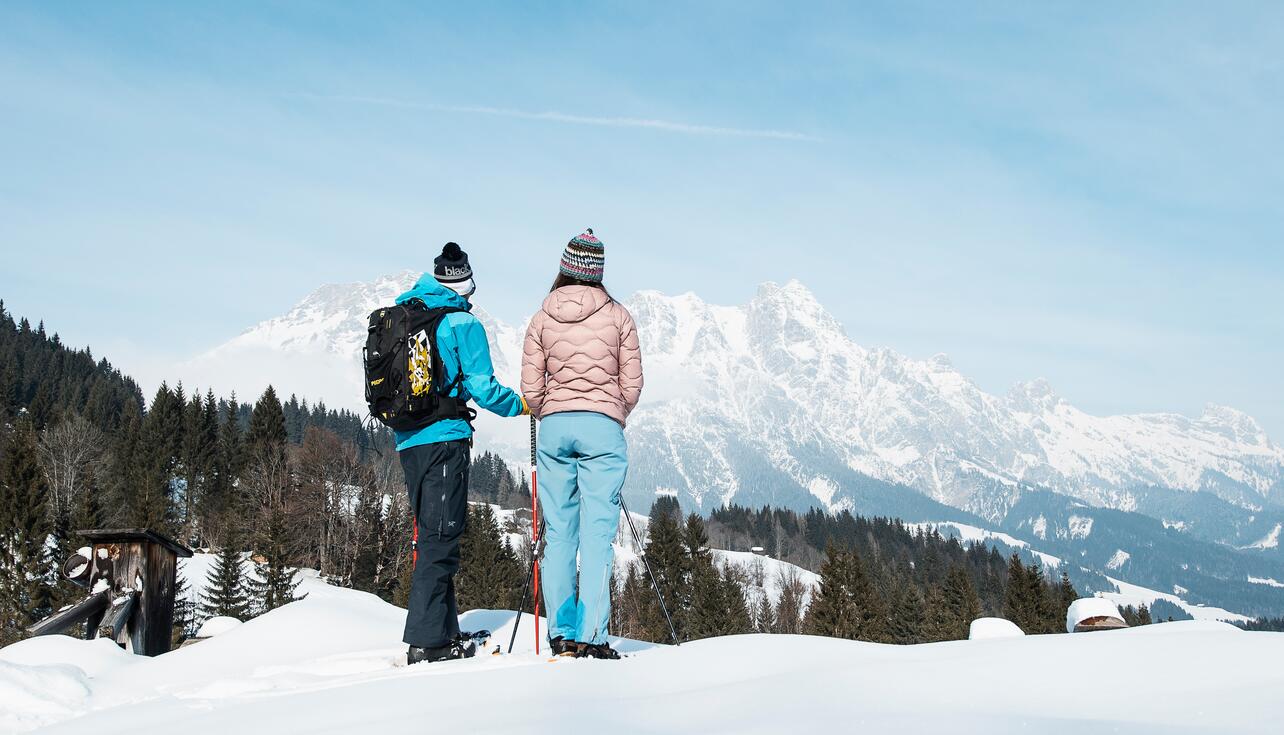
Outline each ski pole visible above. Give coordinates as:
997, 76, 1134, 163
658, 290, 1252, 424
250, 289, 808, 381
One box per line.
530, 415, 541, 655
507, 515, 540, 654
619, 496, 680, 646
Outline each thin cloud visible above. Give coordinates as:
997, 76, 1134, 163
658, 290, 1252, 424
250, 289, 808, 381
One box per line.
290, 93, 819, 142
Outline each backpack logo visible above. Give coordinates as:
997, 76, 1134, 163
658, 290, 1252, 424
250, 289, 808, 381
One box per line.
408, 328, 433, 396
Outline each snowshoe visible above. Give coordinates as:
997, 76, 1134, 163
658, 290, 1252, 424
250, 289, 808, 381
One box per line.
549, 636, 578, 657
575, 642, 622, 660
407, 637, 478, 665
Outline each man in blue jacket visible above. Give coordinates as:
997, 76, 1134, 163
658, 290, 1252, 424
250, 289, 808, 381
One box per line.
397, 242, 528, 664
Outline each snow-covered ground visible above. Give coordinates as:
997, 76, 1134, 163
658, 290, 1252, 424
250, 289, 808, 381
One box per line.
5, 582, 1284, 734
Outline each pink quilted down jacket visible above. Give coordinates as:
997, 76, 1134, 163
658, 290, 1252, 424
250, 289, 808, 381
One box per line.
521, 285, 643, 427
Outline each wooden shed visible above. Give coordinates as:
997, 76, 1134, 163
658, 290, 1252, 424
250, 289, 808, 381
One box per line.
31, 528, 193, 656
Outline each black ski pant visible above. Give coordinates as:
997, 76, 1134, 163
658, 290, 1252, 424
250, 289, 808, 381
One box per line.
399, 438, 470, 649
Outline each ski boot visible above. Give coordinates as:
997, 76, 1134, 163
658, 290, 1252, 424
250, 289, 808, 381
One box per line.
575, 642, 622, 660
549, 636, 578, 657
407, 636, 478, 665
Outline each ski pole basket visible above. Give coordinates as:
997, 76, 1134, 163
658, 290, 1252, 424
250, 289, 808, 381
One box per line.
27, 528, 193, 656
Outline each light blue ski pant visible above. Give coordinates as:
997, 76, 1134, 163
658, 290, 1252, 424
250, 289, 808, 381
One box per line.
537, 411, 627, 646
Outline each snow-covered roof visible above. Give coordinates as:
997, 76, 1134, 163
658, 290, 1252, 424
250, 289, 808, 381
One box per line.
1067, 597, 1125, 633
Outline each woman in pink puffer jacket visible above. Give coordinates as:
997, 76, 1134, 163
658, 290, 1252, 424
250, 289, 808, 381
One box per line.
521, 229, 642, 660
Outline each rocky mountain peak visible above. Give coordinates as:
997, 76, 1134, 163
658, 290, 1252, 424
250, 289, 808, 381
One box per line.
189, 274, 1284, 522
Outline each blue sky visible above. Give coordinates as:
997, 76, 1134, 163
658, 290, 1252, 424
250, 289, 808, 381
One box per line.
1, 2, 1281, 436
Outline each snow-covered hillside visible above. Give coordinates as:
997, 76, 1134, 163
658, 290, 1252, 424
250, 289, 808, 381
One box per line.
5, 583, 1284, 734
909, 519, 1261, 622
179, 273, 1284, 522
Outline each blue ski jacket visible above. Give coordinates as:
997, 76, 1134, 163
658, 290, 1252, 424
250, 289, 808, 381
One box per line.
392, 274, 525, 451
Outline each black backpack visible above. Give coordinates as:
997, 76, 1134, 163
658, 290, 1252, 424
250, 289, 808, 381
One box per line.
363, 300, 474, 432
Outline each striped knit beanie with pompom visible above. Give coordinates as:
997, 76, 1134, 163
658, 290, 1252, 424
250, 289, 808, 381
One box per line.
560, 229, 605, 282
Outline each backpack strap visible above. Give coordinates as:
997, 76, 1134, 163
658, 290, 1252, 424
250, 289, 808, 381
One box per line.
413, 303, 477, 429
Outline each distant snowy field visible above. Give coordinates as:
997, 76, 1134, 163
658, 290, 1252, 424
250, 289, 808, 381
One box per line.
4, 577, 1284, 734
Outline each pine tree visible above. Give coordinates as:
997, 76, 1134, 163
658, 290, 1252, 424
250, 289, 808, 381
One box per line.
686, 554, 725, 640
283, 394, 304, 444
243, 454, 301, 617
941, 564, 982, 640
921, 584, 951, 642
1056, 571, 1078, 628
70, 467, 105, 532
247, 552, 301, 616
803, 545, 886, 641
888, 577, 925, 644
1119, 604, 1138, 626
393, 548, 414, 608
171, 564, 198, 644
204, 396, 243, 533
200, 535, 251, 621
350, 482, 384, 592
0, 419, 54, 642
717, 563, 753, 635
804, 545, 856, 638
105, 400, 141, 526
649, 495, 682, 526
857, 562, 892, 643
179, 390, 218, 544
0, 357, 17, 421
1025, 560, 1057, 634
27, 382, 53, 428
130, 384, 183, 535
753, 591, 777, 633
1003, 553, 1032, 632
245, 386, 287, 462
146, 382, 185, 468
456, 504, 522, 611
242, 387, 299, 616
680, 513, 751, 639
684, 514, 721, 639
642, 504, 690, 640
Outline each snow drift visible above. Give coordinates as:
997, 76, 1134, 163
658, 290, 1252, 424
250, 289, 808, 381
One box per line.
4, 579, 1284, 734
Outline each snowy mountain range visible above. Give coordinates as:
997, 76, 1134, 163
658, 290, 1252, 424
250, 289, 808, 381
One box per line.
182, 272, 1284, 526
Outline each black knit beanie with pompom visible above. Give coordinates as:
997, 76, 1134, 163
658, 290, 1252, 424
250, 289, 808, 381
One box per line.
433, 242, 472, 284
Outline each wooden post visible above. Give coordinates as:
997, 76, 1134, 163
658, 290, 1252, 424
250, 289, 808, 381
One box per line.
27, 591, 110, 637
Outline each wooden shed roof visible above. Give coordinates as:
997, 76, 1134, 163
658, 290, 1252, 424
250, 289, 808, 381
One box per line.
79, 528, 194, 558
